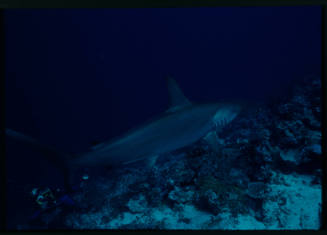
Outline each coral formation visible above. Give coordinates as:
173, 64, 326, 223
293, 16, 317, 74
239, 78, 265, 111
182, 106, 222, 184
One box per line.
19, 76, 322, 230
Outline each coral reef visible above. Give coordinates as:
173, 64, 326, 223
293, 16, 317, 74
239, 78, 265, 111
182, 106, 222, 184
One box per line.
21, 76, 322, 230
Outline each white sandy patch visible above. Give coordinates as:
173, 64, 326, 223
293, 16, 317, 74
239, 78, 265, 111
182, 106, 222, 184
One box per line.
263, 172, 321, 230
66, 171, 321, 230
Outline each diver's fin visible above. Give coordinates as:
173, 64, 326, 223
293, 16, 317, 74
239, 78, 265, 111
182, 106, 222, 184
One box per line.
166, 76, 191, 112
5, 128, 74, 192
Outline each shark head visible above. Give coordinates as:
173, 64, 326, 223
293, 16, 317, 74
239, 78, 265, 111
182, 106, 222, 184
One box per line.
194, 102, 243, 129
212, 102, 243, 128
165, 76, 243, 130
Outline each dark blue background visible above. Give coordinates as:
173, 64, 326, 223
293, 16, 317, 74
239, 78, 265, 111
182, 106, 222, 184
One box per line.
5, 7, 321, 189
5, 7, 321, 153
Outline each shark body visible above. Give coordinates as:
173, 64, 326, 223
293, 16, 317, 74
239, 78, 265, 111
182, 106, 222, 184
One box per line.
6, 77, 242, 189
74, 103, 233, 167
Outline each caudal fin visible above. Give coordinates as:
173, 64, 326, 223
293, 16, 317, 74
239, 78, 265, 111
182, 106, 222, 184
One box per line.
5, 128, 74, 192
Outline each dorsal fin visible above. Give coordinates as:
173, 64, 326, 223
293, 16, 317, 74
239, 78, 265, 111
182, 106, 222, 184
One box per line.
166, 76, 191, 112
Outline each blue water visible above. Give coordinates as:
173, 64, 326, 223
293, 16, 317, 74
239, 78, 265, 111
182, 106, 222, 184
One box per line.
5, 7, 322, 229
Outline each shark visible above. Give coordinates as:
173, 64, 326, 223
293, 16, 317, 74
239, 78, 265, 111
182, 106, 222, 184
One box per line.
6, 76, 243, 191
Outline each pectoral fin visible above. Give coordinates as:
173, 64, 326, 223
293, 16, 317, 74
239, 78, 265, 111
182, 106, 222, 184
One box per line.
203, 131, 222, 153
146, 155, 159, 169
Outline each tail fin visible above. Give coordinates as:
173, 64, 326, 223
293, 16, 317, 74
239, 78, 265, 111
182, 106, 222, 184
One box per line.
5, 128, 73, 192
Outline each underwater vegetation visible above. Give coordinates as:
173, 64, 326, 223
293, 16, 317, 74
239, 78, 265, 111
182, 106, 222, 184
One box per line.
15, 76, 322, 230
